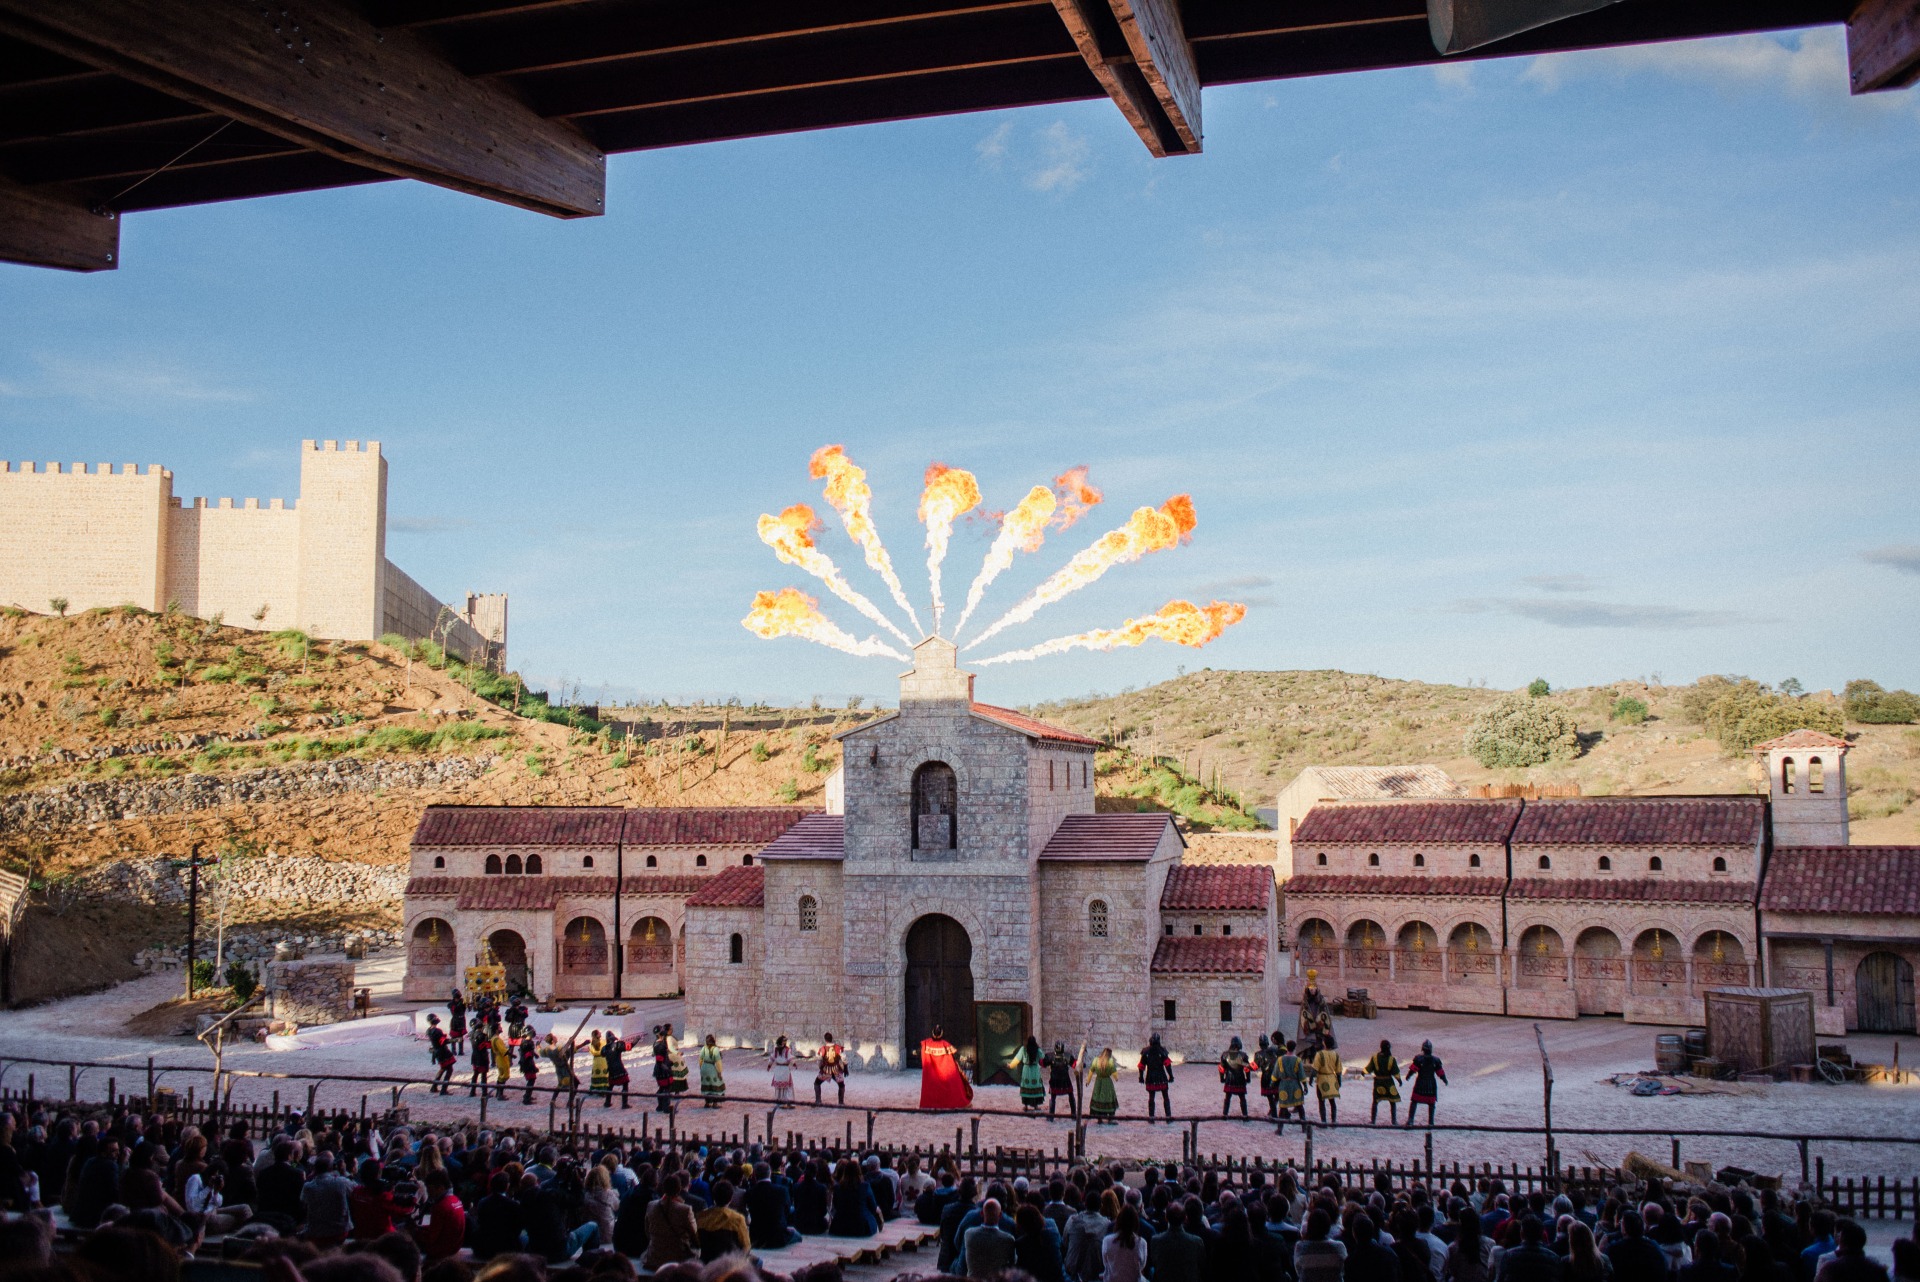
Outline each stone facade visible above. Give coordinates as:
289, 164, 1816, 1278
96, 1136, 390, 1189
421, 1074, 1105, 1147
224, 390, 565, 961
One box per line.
0, 441, 505, 664
267, 959, 355, 1027
684, 638, 1277, 1072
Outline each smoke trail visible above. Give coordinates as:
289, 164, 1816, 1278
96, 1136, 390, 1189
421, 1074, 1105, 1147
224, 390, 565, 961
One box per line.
810, 445, 924, 636
972, 599, 1246, 665
742, 588, 910, 660
963, 495, 1196, 651
758, 504, 915, 648
918, 463, 981, 636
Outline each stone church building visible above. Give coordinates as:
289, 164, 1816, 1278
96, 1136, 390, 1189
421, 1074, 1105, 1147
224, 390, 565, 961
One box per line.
683, 637, 1278, 1073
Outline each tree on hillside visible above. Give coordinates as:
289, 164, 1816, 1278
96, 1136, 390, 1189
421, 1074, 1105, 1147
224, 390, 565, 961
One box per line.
1463, 691, 1580, 768
1698, 681, 1845, 751
1527, 678, 1551, 698
1844, 679, 1920, 725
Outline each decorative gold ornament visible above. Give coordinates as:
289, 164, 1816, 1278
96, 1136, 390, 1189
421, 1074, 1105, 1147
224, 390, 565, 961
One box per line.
1711, 933, 1726, 963
428, 919, 441, 945
1651, 934, 1665, 961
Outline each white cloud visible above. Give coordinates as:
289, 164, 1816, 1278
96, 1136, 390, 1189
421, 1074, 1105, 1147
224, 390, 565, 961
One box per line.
1521, 573, 1601, 593
976, 121, 1013, 165
1432, 62, 1475, 93
1028, 121, 1092, 193
1518, 28, 1909, 114
25, 354, 254, 407
1451, 597, 1751, 629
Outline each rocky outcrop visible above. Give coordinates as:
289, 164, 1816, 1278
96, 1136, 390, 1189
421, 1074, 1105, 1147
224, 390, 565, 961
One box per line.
69, 854, 407, 909
0, 755, 495, 833
268, 959, 355, 1027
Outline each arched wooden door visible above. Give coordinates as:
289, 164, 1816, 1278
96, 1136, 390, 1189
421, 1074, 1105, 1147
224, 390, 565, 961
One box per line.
1856, 951, 1917, 1033
904, 914, 974, 1067
488, 929, 530, 996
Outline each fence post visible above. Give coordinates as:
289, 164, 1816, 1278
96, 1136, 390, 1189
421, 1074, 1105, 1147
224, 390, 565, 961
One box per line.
1671, 1138, 1680, 1171
1425, 1130, 1434, 1178
68, 1065, 77, 1102
108, 1077, 116, 1106
147, 1057, 155, 1104
1799, 1138, 1810, 1187
866, 1110, 875, 1149
971, 1117, 980, 1157
1303, 1120, 1314, 1177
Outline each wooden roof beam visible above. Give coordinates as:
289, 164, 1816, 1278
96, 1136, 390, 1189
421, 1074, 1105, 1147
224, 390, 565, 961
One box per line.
1427, 0, 1628, 54
1848, 0, 1920, 91
0, 0, 604, 220
1051, 0, 1200, 155
0, 173, 117, 271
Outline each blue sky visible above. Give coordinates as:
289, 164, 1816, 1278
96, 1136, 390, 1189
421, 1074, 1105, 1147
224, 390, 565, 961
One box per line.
3, 27, 1917, 707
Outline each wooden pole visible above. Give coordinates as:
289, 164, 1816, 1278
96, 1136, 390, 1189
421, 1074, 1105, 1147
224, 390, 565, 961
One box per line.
1533, 1025, 1554, 1184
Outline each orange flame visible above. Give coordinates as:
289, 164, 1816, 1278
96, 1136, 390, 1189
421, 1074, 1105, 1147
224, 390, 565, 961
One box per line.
952, 484, 1056, 639
758, 503, 915, 647
1051, 466, 1103, 531
963, 494, 1197, 650
974, 599, 1247, 665
809, 445, 922, 634
742, 587, 908, 660
918, 463, 981, 635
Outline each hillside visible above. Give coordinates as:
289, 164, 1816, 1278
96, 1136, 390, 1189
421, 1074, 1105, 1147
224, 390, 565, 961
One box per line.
1029, 669, 1920, 844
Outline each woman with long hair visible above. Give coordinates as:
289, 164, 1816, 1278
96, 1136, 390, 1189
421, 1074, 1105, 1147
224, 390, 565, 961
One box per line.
1567, 1221, 1611, 1282
827, 1158, 880, 1237
1102, 1203, 1149, 1282
1017, 1035, 1047, 1112
699, 1034, 726, 1107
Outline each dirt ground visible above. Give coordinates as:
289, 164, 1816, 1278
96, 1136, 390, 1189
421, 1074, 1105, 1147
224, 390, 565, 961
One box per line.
5, 974, 1918, 1187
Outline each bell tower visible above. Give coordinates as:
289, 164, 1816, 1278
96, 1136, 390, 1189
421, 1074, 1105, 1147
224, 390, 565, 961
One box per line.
1754, 729, 1850, 847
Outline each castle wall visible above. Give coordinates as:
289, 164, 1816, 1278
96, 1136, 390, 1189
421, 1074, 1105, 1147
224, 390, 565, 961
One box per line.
759, 860, 847, 1050
685, 905, 764, 1047
1038, 859, 1156, 1061
165, 499, 300, 627
296, 440, 386, 641
383, 560, 493, 662
0, 462, 173, 613
1026, 745, 1095, 859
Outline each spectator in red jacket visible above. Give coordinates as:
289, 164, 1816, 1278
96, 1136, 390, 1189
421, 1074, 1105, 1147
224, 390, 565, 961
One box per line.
409, 1169, 467, 1263
348, 1160, 407, 1242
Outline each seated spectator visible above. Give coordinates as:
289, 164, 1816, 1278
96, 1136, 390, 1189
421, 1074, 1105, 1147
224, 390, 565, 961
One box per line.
963, 1197, 1018, 1279
1813, 1221, 1888, 1282
746, 1162, 802, 1249
642, 1173, 699, 1272
1015, 1200, 1068, 1282
827, 1159, 880, 1238
411, 1168, 467, 1264
697, 1178, 752, 1260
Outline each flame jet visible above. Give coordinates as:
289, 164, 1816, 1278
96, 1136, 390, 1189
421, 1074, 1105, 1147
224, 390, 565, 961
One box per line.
742, 587, 909, 660
952, 484, 1057, 641
918, 463, 981, 636
758, 503, 915, 648
964, 495, 1197, 650
810, 445, 923, 636
1051, 465, 1103, 530
974, 599, 1246, 665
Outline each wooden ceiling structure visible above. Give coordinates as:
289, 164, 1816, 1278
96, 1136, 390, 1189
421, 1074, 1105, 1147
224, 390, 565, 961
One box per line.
0, 0, 1912, 272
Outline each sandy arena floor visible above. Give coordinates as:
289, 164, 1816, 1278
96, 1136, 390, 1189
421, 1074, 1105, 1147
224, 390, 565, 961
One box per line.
5, 963, 1919, 1188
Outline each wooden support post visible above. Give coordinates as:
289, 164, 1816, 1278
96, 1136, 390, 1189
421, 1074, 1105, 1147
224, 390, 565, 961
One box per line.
68, 1065, 77, 1102
1048, 0, 1200, 157
0, 175, 117, 272
1849, 0, 1920, 92
1799, 1138, 1810, 1187
866, 1110, 875, 1149
108, 1077, 116, 1105
1672, 1137, 1681, 1171
0, 0, 605, 219
1426, 0, 1628, 55
971, 1117, 980, 1157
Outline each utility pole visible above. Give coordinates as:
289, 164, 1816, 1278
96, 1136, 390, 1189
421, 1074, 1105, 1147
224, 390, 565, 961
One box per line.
183, 843, 203, 999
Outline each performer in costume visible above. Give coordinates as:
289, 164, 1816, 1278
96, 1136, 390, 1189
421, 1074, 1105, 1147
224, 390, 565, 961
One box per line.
1218, 1036, 1252, 1117
1296, 968, 1333, 1058
491, 1027, 513, 1100
447, 989, 468, 1057
664, 1025, 690, 1097
589, 1031, 610, 1103
1363, 1038, 1401, 1125
651, 1025, 677, 1115
1137, 1033, 1174, 1122
813, 1033, 848, 1106
699, 1034, 726, 1107
1275, 1039, 1308, 1133
1255, 1034, 1280, 1118
468, 1028, 493, 1098
768, 1035, 797, 1107
1015, 1036, 1046, 1112
425, 1014, 457, 1095
1311, 1031, 1342, 1125
918, 1025, 972, 1109
518, 1034, 541, 1105
1087, 1047, 1120, 1123
506, 999, 530, 1044
1044, 1041, 1077, 1119
603, 1032, 630, 1110
1403, 1039, 1448, 1128
542, 1032, 580, 1097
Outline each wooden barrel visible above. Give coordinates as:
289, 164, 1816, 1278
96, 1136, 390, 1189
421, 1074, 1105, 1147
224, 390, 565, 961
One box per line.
1683, 1027, 1709, 1057
1655, 1033, 1688, 1072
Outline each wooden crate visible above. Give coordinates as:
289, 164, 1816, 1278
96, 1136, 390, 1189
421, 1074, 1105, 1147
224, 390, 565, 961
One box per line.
1705, 987, 1815, 1076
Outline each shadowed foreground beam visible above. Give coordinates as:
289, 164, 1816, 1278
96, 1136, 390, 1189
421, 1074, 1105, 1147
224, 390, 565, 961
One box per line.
1848, 0, 1920, 90
1050, 0, 1199, 154
0, 0, 604, 218
1427, 0, 1627, 53
0, 175, 117, 271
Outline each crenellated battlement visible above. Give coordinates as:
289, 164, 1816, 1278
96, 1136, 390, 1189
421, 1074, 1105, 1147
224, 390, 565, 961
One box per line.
1, 461, 170, 479
173, 496, 293, 511
302, 438, 381, 456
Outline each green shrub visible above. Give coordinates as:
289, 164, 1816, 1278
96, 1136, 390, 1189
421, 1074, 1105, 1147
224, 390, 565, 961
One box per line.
610, 752, 629, 768
226, 963, 259, 1002
1696, 682, 1845, 751
1463, 691, 1581, 767
801, 742, 830, 773
199, 665, 238, 683
1527, 678, 1551, 698
190, 959, 216, 990
751, 741, 771, 763
775, 777, 799, 803
98, 707, 120, 728
365, 726, 434, 753
1844, 679, 1920, 725
1611, 696, 1649, 725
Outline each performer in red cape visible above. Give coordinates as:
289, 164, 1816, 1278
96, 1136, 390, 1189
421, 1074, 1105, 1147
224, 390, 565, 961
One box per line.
918, 1024, 973, 1109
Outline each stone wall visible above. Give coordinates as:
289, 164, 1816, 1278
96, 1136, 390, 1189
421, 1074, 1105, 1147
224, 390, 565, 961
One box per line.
1037, 859, 1156, 1064
1148, 971, 1269, 1061
684, 904, 763, 1047
268, 959, 355, 1027
0, 754, 495, 833
166, 499, 299, 627
0, 461, 173, 613
759, 860, 846, 1053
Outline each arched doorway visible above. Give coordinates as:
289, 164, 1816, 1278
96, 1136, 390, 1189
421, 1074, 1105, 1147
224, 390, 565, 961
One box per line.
561, 917, 608, 976
487, 929, 530, 995
1516, 925, 1566, 989
410, 919, 455, 979
1573, 927, 1624, 1014
1856, 952, 1917, 1033
626, 917, 673, 975
904, 914, 973, 1067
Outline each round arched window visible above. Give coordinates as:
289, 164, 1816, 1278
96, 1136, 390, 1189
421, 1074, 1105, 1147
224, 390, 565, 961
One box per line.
912, 761, 958, 850
1088, 900, 1109, 938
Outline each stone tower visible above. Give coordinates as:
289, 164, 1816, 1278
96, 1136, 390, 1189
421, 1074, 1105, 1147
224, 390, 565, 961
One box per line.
295, 439, 387, 641
1755, 728, 1850, 847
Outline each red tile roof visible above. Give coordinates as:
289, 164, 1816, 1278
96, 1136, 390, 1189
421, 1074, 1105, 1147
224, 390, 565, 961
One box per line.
1751, 729, 1851, 752
757, 814, 846, 860
1283, 874, 1506, 898
1151, 935, 1267, 975
686, 865, 765, 908
1160, 864, 1270, 911
1293, 800, 1522, 846
970, 703, 1103, 747
414, 807, 625, 848
1511, 797, 1764, 848
1760, 846, 1920, 916
1039, 813, 1175, 861
406, 873, 706, 911
622, 807, 813, 846
1507, 877, 1757, 904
